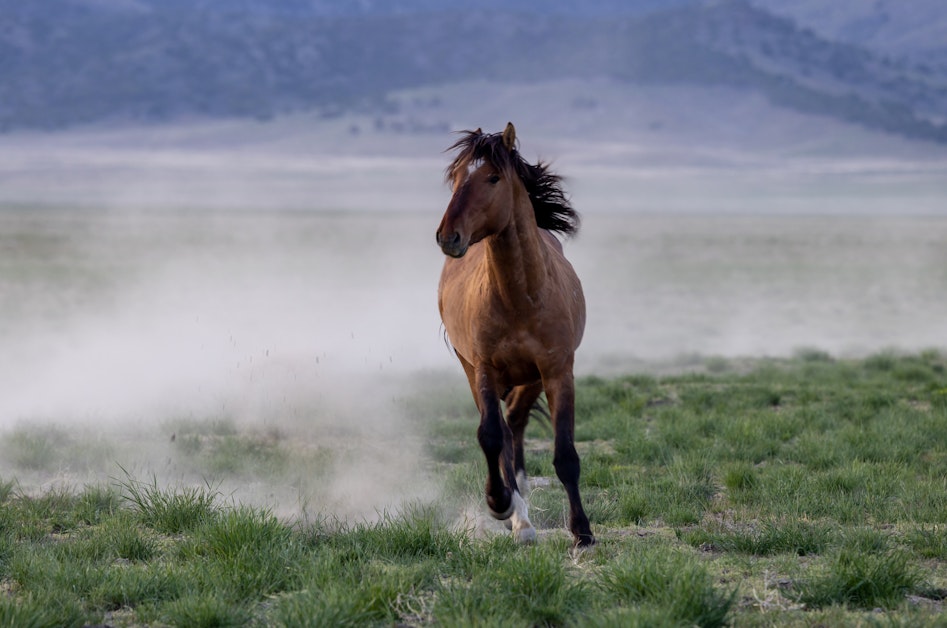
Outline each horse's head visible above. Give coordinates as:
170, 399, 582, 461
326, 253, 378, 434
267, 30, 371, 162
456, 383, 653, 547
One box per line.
436, 123, 521, 258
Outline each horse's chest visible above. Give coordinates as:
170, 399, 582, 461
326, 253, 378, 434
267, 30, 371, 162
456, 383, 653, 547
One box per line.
439, 256, 579, 379
478, 327, 543, 382
483, 316, 569, 376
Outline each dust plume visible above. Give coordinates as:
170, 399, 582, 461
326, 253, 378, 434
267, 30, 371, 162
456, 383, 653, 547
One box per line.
0, 209, 456, 521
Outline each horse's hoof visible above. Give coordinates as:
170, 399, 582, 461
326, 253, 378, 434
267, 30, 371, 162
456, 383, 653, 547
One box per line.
575, 534, 596, 547
569, 537, 596, 560
513, 525, 537, 544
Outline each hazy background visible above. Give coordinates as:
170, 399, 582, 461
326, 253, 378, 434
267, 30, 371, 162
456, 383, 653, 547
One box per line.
1, 0, 946, 515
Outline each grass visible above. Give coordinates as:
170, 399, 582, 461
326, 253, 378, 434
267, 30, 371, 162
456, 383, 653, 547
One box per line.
598, 545, 736, 627
118, 470, 220, 535
794, 547, 922, 610
1, 351, 947, 625
0, 425, 115, 473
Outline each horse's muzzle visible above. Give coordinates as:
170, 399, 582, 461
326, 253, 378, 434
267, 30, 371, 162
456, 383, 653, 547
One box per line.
436, 230, 468, 258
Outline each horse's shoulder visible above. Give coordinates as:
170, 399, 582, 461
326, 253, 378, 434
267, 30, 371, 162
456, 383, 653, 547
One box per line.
439, 246, 489, 302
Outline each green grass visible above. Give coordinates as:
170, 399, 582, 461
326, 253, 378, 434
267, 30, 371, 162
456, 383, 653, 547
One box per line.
163, 417, 293, 479
1, 351, 947, 625
0, 425, 115, 473
118, 471, 220, 535
598, 545, 736, 627
795, 548, 923, 610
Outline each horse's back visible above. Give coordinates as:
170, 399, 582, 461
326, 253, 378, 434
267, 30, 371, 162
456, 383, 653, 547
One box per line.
541, 232, 586, 349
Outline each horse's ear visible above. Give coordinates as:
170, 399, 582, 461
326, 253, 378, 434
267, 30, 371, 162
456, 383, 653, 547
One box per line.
502, 122, 516, 151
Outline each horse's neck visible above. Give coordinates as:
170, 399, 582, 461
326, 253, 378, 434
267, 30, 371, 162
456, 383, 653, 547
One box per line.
485, 190, 548, 306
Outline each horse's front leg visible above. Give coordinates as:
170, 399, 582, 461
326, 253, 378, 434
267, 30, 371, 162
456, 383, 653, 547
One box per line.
545, 373, 595, 548
475, 375, 513, 519
474, 369, 536, 542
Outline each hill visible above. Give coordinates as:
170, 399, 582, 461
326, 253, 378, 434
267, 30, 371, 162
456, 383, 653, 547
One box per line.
1, 0, 945, 142
751, 0, 947, 68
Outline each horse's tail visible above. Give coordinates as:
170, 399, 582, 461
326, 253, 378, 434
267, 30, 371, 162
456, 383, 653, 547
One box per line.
500, 387, 553, 433
529, 396, 553, 434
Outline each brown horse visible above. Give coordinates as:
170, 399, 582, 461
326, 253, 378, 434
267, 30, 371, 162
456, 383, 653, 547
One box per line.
435, 122, 594, 548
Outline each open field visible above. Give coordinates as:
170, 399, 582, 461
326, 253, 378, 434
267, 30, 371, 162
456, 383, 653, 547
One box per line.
1, 204, 946, 625
4, 8, 947, 622
2, 351, 947, 626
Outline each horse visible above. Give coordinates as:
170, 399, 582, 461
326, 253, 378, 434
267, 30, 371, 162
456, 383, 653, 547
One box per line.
435, 122, 594, 548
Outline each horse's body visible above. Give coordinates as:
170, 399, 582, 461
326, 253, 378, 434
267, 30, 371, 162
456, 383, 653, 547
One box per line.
435, 123, 594, 548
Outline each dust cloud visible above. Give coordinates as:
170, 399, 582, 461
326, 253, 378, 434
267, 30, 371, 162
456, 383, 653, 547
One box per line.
0, 209, 455, 520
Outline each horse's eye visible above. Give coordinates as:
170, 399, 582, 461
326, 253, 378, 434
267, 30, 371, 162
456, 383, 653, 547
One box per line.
488, 174, 500, 184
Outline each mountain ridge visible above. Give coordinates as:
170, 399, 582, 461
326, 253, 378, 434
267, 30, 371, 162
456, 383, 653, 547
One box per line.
1, 0, 945, 142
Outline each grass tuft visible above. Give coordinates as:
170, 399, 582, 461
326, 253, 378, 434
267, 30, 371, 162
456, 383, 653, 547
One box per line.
1, 426, 68, 471
681, 519, 833, 556
433, 544, 590, 626
273, 585, 381, 627
0, 478, 15, 503
329, 503, 465, 563
185, 505, 304, 602
162, 595, 251, 628
795, 548, 923, 610
0, 592, 85, 628
904, 526, 947, 560
117, 471, 219, 534
598, 546, 736, 627
74, 484, 122, 525
0, 425, 115, 474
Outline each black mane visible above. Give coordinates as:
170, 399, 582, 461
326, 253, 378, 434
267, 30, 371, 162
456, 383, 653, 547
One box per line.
445, 129, 580, 237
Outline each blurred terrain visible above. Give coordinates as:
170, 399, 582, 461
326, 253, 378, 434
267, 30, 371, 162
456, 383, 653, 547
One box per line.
2, 78, 946, 213
753, 0, 947, 66
1, 0, 946, 142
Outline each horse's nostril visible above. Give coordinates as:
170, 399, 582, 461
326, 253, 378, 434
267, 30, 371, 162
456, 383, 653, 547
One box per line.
437, 229, 465, 256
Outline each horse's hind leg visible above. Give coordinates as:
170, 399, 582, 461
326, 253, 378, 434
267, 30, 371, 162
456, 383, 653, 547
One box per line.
504, 382, 543, 496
